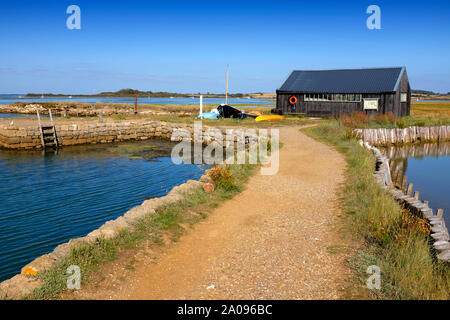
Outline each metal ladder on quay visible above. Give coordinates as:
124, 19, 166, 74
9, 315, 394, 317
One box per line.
37, 109, 59, 150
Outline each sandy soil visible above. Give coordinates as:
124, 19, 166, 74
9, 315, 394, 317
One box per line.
62, 126, 358, 300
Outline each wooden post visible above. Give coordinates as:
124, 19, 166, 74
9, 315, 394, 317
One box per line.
37, 110, 45, 148
49, 109, 55, 127
99, 112, 103, 122
199, 95, 203, 119
49, 109, 58, 149
134, 93, 138, 114
401, 175, 407, 192
413, 191, 420, 200
406, 183, 414, 196
437, 209, 444, 218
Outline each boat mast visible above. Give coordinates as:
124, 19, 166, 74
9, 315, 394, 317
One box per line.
225, 64, 229, 105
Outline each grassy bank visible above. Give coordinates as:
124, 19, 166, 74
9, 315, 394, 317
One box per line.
303, 121, 449, 299
339, 110, 450, 129
26, 162, 257, 300
7, 101, 274, 115
129, 114, 321, 128
411, 102, 450, 117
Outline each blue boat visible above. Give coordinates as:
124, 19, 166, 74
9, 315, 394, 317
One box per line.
197, 112, 219, 119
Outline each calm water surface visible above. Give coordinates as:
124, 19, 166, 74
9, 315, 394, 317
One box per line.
0, 96, 274, 119
0, 139, 208, 282
0, 95, 274, 107
0, 113, 55, 119
387, 142, 450, 227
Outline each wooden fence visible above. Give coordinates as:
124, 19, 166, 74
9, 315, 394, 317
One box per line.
359, 140, 450, 263
355, 126, 450, 146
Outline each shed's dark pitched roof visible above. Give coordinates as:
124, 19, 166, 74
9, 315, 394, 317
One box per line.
278, 67, 405, 93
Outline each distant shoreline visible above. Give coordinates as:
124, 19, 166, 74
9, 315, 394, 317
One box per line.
23, 91, 275, 100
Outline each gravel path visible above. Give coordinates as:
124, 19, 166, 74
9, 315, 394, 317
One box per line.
65, 126, 355, 299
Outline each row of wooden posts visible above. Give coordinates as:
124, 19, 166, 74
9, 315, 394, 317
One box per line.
359, 139, 450, 263
355, 126, 450, 146
404, 183, 445, 220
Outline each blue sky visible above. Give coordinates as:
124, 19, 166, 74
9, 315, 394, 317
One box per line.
0, 0, 449, 94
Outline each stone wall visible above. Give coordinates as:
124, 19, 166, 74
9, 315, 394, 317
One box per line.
0, 120, 259, 150
355, 126, 450, 146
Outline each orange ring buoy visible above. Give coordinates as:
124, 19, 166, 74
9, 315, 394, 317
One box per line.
289, 96, 297, 104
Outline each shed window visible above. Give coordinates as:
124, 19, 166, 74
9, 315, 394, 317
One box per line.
303, 93, 362, 102
401, 93, 407, 102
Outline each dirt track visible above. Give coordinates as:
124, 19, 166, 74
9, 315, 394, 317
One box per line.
65, 126, 356, 299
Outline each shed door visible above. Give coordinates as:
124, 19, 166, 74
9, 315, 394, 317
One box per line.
400, 93, 408, 116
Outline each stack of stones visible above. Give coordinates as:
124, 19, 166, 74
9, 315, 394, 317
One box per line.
0, 104, 133, 117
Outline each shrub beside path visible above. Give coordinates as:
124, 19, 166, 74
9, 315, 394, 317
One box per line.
65, 126, 358, 299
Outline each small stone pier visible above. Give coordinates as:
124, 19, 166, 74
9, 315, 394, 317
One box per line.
0, 119, 259, 150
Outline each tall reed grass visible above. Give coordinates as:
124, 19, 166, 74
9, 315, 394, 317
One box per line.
304, 121, 449, 299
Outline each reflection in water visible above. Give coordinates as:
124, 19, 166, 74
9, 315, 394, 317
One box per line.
385, 142, 450, 228
384, 142, 450, 161
0, 139, 209, 282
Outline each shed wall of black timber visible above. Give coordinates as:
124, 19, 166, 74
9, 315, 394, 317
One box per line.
275, 71, 411, 118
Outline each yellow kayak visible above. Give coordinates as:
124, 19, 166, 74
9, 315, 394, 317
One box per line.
245, 111, 262, 118
255, 115, 286, 122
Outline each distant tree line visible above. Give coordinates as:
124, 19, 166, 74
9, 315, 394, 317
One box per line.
25, 89, 253, 98
411, 89, 436, 95
411, 90, 450, 96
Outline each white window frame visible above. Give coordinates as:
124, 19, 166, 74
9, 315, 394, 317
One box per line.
303, 93, 362, 103
363, 98, 379, 110
401, 93, 407, 102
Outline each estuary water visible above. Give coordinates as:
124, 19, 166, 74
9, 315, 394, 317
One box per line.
0, 139, 208, 282
0, 95, 274, 107
0, 113, 54, 119
386, 142, 450, 227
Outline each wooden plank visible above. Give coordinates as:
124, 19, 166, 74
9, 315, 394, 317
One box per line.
36, 110, 45, 148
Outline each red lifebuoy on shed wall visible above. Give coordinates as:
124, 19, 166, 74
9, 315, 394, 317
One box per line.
289, 96, 297, 104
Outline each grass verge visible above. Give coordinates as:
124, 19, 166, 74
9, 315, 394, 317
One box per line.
303, 121, 449, 299
339, 110, 450, 129
26, 162, 257, 300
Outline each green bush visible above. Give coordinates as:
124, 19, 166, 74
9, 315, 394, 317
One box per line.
206, 165, 237, 191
